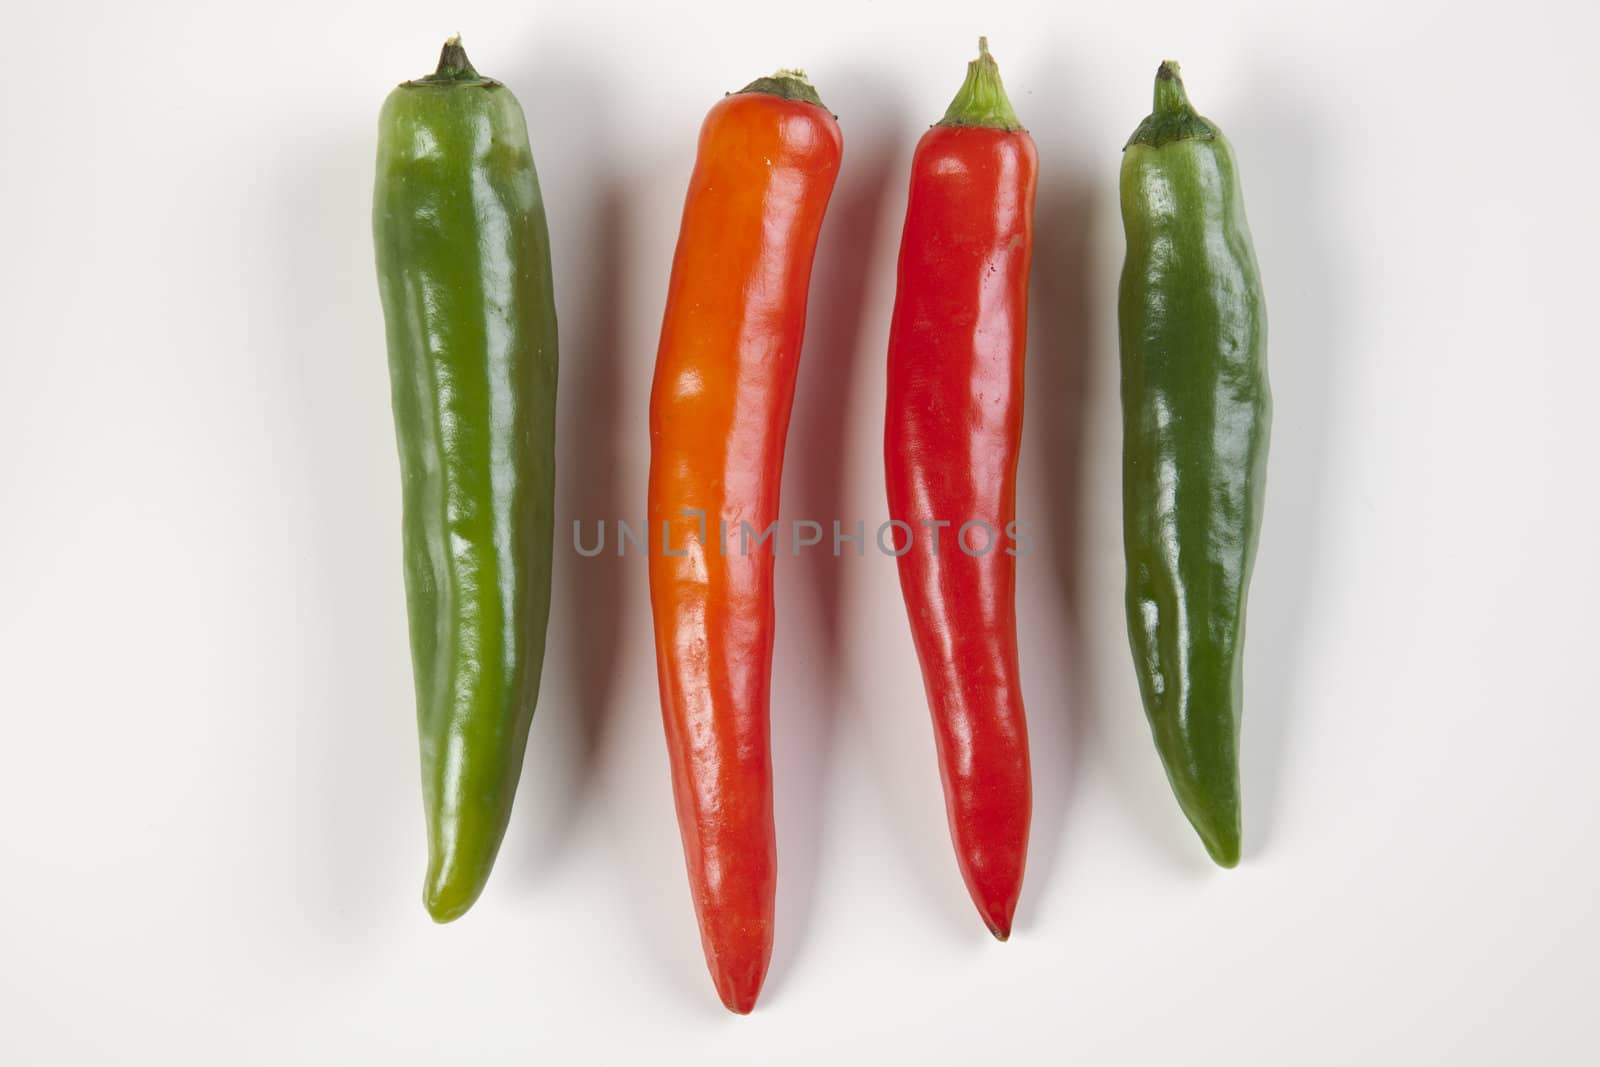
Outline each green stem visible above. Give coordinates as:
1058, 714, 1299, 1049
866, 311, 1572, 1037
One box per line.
1125, 60, 1217, 150
939, 37, 1022, 131
1152, 60, 1192, 114
738, 69, 827, 109
409, 35, 496, 87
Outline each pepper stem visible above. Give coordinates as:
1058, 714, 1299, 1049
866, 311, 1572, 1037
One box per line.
939, 37, 1022, 131
738, 69, 827, 110
412, 35, 489, 85
1124, 58, 1217, 150
1152, 60, 1193, 116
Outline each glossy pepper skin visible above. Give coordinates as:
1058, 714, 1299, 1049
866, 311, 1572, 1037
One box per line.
647, 72, 841, 1015
884, 39, 1036, 939
1119, 62, 1269, 867
373, 38, 558, 920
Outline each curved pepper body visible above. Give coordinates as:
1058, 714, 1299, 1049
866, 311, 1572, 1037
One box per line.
884, 120, 1036, 936
647, 80, 841, 1013
1118, 63, 1269, 867
884, 40, 1035, 940
373, 41, 558, 920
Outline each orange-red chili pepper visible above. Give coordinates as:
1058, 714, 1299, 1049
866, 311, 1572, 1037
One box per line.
883, 39, 1036, 938
647, 71, 842, 1014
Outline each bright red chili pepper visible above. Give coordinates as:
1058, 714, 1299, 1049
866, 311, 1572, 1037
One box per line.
647, 71, 842, 1014
883, 39, 1036, 939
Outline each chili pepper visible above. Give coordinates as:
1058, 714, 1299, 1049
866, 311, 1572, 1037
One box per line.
883, 38, 1035, 939
1119, 61, 1270, 868
647, 71, 841, 1013
372, 37, 558, 920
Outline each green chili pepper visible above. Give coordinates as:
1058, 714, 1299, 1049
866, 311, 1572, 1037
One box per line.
1118, 61, 1270, 868
372, 37, 558, 920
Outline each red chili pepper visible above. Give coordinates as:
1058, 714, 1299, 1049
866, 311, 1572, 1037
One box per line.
883, 38, 1036, 938
647, 71, 842, 1013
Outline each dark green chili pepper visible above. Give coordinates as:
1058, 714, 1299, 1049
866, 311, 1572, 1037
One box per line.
372, 37, 558, 920
1118, 61, 1270, 868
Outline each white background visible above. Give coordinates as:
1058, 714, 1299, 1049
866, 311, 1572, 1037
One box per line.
4, 0, 1597, 1062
